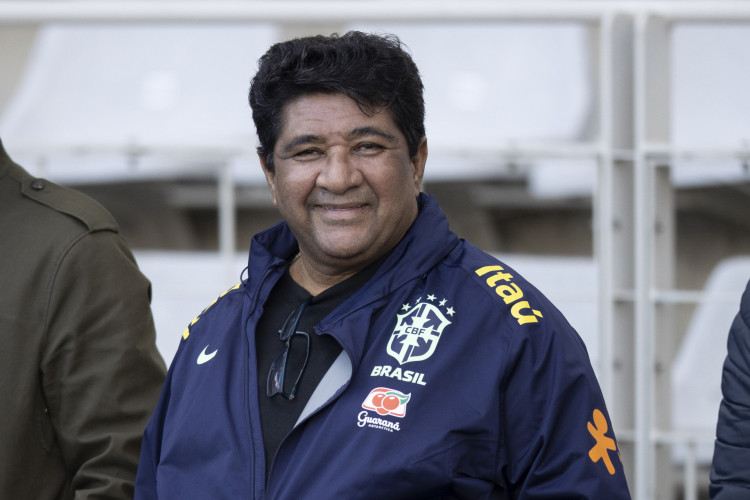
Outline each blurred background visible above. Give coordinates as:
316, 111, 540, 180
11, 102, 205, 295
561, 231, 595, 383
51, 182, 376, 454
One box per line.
1, 1, 749, 498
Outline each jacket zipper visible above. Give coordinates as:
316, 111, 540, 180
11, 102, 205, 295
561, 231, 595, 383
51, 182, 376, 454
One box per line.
266, 340, 354, 490
247, 261, 285, 500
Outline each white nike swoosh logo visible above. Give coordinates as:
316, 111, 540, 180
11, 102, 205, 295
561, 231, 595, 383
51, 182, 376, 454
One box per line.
197, 345, 218, 365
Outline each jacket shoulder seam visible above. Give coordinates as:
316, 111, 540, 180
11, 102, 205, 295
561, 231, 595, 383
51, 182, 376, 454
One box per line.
181, 282, 245, 341
21, 176, 118, 232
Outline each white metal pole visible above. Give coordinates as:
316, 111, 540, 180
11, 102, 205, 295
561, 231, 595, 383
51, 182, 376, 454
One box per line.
0, 1, 606, 24
685, 440, 697, 500
596, 12, 614, 406
634, 12, 653, 500
2, 1, 750, 25
218, 162, 236, 283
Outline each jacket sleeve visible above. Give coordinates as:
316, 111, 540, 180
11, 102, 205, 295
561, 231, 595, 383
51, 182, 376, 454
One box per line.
134, 367, 173, 500
135, 333, 188, 500
500, 313, 631, 498
710, 279, 750, 499
40, 229, 166, 498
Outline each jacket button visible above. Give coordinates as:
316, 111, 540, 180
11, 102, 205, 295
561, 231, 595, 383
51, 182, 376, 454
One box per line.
30, 179, 45, 191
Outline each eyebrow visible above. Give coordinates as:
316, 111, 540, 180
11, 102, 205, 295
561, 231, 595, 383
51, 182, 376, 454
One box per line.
279, 127, 399, 155
348, 126, 398, 144
279, 134, 322, 155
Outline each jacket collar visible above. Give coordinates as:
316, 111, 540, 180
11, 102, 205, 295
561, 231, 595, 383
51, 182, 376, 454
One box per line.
0, 139, 13, 180
244, 193, 458, 368
244, 192, 458, 315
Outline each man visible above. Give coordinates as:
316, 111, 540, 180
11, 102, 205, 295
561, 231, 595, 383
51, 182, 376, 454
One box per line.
0, 138, 166, 498
136, 31, 631, 498
710, 277, 750, 499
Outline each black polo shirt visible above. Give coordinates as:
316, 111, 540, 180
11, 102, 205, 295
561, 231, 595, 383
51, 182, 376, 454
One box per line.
256, 260, 380, 479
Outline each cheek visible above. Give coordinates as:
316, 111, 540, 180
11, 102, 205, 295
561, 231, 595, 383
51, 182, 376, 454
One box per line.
375, 168, 418, 202
272, 178, 317, 222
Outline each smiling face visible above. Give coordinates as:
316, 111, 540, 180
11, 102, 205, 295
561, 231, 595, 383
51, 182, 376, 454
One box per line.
260, 92, 427, 284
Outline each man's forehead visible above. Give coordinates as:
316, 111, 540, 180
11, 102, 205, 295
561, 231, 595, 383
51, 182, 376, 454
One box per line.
284, 91, 389, 116
277, 93, 399, 141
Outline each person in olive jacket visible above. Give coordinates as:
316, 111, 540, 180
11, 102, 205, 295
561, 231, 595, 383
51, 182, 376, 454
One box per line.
710, 276, 750, 499
0, 138, 166, 499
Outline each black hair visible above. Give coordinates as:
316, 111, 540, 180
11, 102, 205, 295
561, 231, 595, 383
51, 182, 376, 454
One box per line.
248, 31, 425, 172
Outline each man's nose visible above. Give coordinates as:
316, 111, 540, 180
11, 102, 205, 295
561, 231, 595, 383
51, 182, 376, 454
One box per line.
316, 149, 363, 193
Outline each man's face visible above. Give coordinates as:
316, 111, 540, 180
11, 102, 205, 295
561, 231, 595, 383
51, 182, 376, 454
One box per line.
261, 92, 427, 274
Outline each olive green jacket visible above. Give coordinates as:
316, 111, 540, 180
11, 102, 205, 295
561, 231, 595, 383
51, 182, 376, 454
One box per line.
0, 140, 166, 499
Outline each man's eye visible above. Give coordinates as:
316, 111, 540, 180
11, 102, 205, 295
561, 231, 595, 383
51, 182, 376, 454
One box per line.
294, 149, 322, 160
355, 143, 384, 155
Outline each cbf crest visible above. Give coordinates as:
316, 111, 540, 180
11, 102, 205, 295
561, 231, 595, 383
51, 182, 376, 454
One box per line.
387, 294, 454, 365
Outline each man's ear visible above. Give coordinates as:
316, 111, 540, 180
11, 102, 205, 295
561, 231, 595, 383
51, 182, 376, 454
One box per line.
411, 137, 428, 195
259, 154, 278, 207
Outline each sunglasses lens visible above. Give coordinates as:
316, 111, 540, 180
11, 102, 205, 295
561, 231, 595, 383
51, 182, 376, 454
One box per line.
267, 298, 311, 400
267, 348, 289, 397
279, 318, 295, 342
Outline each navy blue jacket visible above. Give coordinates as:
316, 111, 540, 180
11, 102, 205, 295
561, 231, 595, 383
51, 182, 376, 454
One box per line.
135, 194, 631, 499
710, 278, 750, 499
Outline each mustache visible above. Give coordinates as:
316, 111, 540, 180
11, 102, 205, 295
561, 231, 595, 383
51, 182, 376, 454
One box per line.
308, 195, 371, 208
